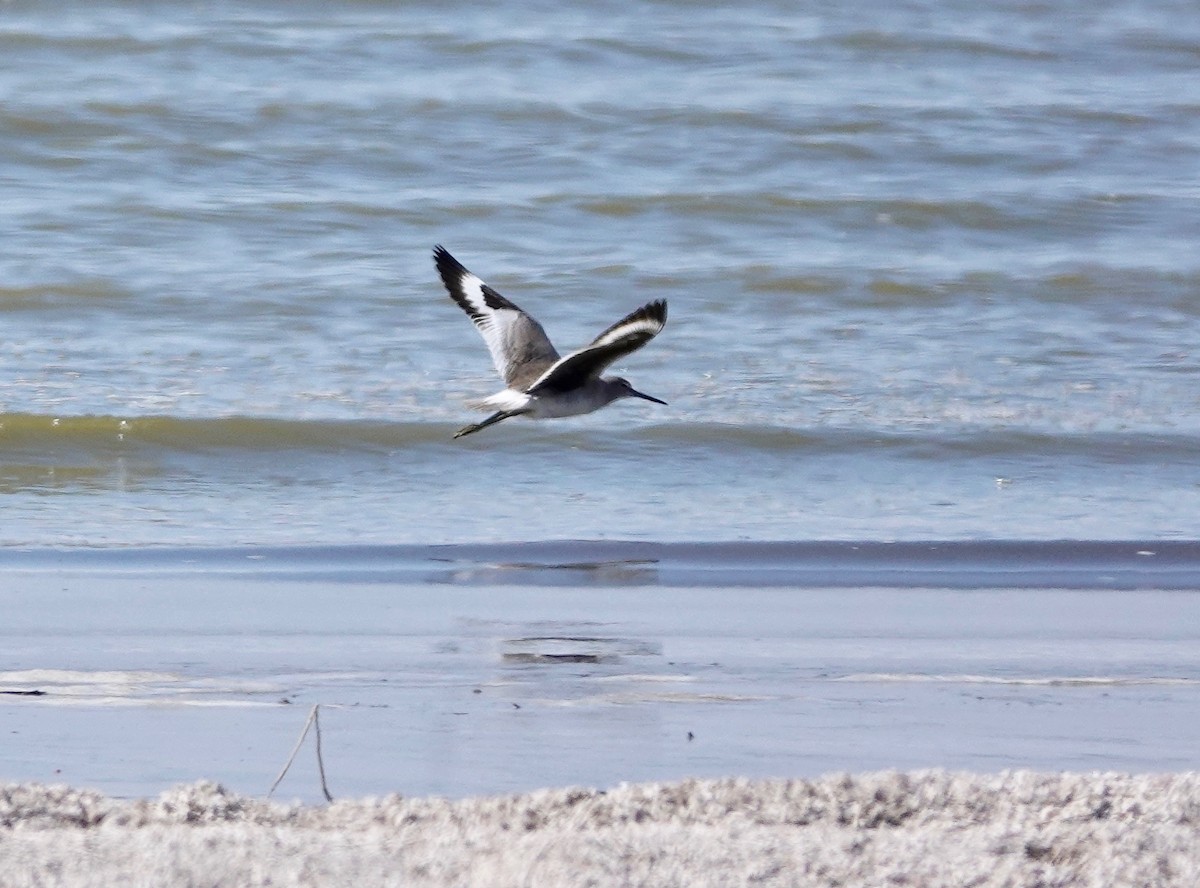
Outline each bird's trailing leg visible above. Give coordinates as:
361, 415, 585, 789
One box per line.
454, 410, 521, 439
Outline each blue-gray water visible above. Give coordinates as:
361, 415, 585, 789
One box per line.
2, 0, 1200, 545
4, 546, 1200, 799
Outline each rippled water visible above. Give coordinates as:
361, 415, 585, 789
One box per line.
2, 0, 1199, 545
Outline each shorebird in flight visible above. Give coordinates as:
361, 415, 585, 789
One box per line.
434, 246, 668, 439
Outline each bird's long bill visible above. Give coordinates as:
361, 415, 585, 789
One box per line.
629, 387, 667, 406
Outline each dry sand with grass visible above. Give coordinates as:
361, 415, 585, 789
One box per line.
2, 770, 1199, 887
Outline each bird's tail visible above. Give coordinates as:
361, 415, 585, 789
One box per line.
468, 389, 531, 413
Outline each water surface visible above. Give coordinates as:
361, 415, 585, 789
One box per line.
2, 0, 1199, 545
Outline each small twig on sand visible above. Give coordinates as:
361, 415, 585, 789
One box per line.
312, 704, 332, 802
269, 704, 334, 802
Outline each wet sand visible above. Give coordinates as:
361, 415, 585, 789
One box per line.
2, 771, 1199, 887
3, 544, 1198, 884
3, 544, 1200, 803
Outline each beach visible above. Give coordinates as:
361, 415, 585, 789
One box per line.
3, 771, 1199, 887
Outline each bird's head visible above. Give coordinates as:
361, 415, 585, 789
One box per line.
608, 377, 667, 405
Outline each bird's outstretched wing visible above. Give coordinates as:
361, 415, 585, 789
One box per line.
434, 246, 559, 389
526, 300, 667, 395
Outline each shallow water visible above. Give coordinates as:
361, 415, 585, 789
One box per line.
2, 0, 1200, 544
3, 547, 1200, 800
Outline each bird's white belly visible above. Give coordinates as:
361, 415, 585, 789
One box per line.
478, 388, 603, 419
479, 385, 616, 420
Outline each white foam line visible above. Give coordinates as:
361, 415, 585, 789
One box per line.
25, 696, 285, 709
834, 673, 1200, 687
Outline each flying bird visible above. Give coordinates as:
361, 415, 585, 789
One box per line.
434, 246, 667, 439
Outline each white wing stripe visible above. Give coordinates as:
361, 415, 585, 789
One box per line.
589, 316, 664, 349
457, 272, 491, 317
458, 274, 511, 375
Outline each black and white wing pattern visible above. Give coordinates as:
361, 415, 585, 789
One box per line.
434, 245, 560, 390
526, 300, 667, 395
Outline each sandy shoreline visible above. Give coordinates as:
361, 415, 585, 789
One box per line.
3, 771, 1198, 887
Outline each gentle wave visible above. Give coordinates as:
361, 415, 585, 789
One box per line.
3, 413, 1200, 462
6, 264, 1200, 323
833, 30, 1058, 60
0, 414, 446, 453
3, 413, 1200, 461
3, 14, 1167, 66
